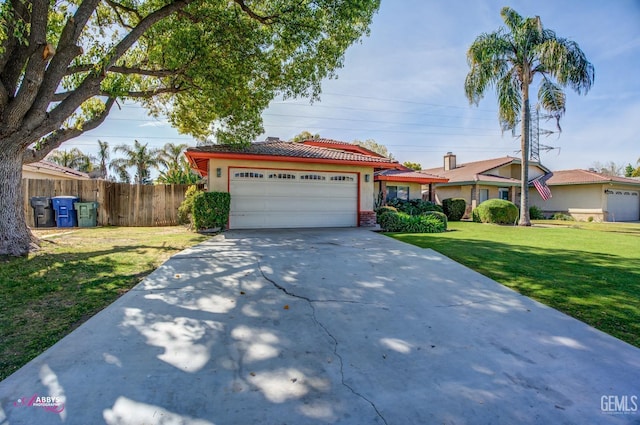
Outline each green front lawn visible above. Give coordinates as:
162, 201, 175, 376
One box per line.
0, 227, 208, 380
389, 221, 640, 348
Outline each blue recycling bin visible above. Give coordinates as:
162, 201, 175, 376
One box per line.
52, 196, 79, 227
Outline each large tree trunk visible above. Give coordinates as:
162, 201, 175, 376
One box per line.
0, 146, 37, 256
519, 87, 532, 226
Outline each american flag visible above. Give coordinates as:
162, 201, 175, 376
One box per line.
532, 173, 552, 201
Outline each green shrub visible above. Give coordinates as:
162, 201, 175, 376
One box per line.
422, 210, 448, 230
177, 185, 204, 225
551, 212, 575, 221
472, 199, 518, 224
386, 198, 443, 215
375, 205, 398, 220
442, 198, 466, 221
378, 210, 403, 231
192, 192, 231, 230
529, 205, 545, 220
378, 211, 446, 233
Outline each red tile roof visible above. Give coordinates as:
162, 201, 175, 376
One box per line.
547, 169, 640, 186
185, 140, 399, 176
301, 139, 386, 157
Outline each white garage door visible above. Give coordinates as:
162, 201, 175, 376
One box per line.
229, 168, 358, 229
607, 190, 639, 221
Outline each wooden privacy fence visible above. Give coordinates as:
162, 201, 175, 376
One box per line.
22, 179, 200, 227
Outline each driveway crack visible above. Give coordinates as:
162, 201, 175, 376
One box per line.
258, 261, 389, 425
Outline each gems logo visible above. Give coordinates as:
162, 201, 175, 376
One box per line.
601, 395, 638, 415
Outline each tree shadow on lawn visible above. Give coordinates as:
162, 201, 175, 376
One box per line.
394, 235, 640, 348
0, 243, 181, 380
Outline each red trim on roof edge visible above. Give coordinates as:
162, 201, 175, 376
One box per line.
184, 151, 398, 176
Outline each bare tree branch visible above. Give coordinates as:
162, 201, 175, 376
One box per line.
45, 0, 192, 128
22, 97, 116, 164
65, 64, 178, 78
233, 0, 278, 24
19, 0, 102, 131
104, 0, 140, 30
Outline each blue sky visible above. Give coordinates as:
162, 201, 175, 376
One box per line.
69, 0, 640, 172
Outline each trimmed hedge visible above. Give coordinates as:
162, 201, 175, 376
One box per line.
472, 199, 518, 224
192, 192, 231, 230
378, 210, 446, 233
422, 211, 448, 230
442, 198, 466, 221
177, 185, 204, 225
387, 198, 443, 215
529, 205, 545, 220
375, 205, 398, 222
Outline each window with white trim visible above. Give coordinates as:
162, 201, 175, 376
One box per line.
498, 188, 509, 200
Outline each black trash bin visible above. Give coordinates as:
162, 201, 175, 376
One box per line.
30, 197, 56, 227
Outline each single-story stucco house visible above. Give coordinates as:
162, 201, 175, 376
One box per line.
22, 160, 90, 180
529, 169, 640, 222
421, 152, 550, 216
185, 138, 447, 229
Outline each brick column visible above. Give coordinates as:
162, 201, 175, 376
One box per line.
359, 211, 377, 227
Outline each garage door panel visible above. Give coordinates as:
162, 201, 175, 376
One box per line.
230, 168, 358, 229
607, 190, 639, 222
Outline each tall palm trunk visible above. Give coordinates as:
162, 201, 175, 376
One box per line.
519, 84, 531, 226
0, 146, 36, 256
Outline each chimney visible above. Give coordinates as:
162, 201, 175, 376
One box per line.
444, 152, 456, 171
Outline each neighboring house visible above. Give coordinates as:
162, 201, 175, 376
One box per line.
530, 169, 640, 222
185, 138, 447, 229
22, 160, 90, 180
422, 152, 549, 216
374, 168, 448, 204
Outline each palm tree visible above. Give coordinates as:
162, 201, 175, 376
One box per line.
158, 143, 189, 171
113, 140, 161, 184
47, 148, 95, 172
464, 7, 594, 225
109, 160, 131, 183
97, 140, 110, 179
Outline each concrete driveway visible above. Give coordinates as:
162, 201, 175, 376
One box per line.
1, 228, 639, 424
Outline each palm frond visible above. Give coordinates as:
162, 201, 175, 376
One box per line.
464, 31, 512, 105
500, 7, 523, 34
496, 69, 522, 131
535, 38, 594, 94
538, 76, 566, 131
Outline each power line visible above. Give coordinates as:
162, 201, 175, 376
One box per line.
262, 112, 497, 132
318, 91, 498, 113
261, 123, 499, 137
269, 101, 498, 121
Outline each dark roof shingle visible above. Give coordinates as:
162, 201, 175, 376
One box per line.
187, 140, 398, 164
